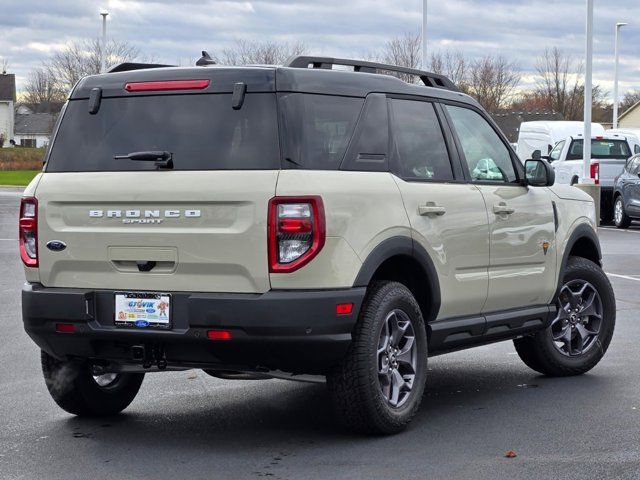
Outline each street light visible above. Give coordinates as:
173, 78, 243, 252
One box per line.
613, 22, 628, 129
582, 0, 593, 185
422, 0, 428, 69
100, 11, 109, 73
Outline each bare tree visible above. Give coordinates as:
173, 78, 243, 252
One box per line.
428, 50, 467, 87
466, 55, 520, 113
1, 58, 8, 74
221, 39, 307, 66
619, 90, 640, 116
23, 66, 66, 107
534, 47, 585, 120
378, 32, 422, 83
47, 38, 147, 93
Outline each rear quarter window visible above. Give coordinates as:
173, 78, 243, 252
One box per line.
278, 93, 364, 170
46, 93, 280, 172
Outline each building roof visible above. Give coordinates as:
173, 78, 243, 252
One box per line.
0, 73, 16, 102
618, 100, 640, 123
491, 110, 564, 142
14, 113, 56, 135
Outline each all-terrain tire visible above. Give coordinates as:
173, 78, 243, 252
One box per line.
514, 257, 615, 376
327, 281, 428, 435
41, 350, 144, 416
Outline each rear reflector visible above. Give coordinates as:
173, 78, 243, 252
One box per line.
55, 323, 76, 333
206, 330, 233, 340
124, 79, 210, 92
336, 303, 354, 315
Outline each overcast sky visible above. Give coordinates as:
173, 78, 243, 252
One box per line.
1, 0, 638, 99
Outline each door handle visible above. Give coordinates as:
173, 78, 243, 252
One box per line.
418, 203, 446, 216
493, 203, 515, 215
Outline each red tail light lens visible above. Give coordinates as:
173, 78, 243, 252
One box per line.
19, 197, 38, 267
590, 162, 600, 185
206, 329, 232, 340
55, 323, 76, 333
268, 196, 325, 273
124, 79, 210, 92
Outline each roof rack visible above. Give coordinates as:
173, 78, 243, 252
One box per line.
285, 56, 458, 91
108, 62, 175, 73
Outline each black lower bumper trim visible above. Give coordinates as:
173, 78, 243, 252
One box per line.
22, 283, 366, 375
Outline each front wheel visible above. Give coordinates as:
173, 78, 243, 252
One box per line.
614, 196, 631, 229
41, 351, 144, 416
327, 281, 428, 434
514, 256, 615, 376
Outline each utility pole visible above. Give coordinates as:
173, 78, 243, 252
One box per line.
422, 0, 428, 69
582, 0, 593, 184
100, 11, 109, 73
613, 22, 628, 129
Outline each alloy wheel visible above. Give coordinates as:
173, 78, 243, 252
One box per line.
551, 280, 603, 357
377, 309, 418, 408
614, 199, 623, 225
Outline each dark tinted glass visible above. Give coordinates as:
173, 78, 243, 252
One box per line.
279, 93, 363, 170
47, 93, 280, 172
341, 93, 389, 171
390, 99, 453, 181
567, 139, 632, 160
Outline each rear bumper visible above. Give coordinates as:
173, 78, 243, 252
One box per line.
22, 283, 365, 375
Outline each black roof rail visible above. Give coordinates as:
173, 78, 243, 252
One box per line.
108, 62, 175, 73
285, 56, 458, 92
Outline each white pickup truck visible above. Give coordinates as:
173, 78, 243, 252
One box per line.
547, 134, 633, 222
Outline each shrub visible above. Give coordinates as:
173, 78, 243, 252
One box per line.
0, 148, 45, 171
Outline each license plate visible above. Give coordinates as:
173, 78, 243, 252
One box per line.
114, 292, 171, 329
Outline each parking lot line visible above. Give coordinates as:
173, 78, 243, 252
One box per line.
606, 272, 640, 282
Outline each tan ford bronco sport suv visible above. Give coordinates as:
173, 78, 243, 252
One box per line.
20, 55, 615, 434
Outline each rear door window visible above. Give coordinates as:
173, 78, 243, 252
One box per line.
566, 139, 632, 160
46, 93, 280, 172
279, 94, 364, 170
389, 99, 453, 181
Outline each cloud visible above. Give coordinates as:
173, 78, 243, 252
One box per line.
1, 0, 638, 98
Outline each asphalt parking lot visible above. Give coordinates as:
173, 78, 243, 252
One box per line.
1, 187, 639, 480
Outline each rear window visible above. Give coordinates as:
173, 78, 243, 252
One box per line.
279, 93, 364, 170
46, 93, 280, 172
566, 139, 631, 160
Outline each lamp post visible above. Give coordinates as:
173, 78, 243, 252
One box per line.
613, 22, 628, 129
100, 11, 109, 73
422, 0, 428, 69
581, 0, 593, 184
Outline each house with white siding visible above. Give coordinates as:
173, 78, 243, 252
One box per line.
0, 72, 16, 147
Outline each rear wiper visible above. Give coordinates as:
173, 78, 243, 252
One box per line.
114, 151, 173, 169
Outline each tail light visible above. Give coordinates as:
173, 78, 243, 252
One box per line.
268, 196, 325, 273
19, 197, 38, 267
590, 162, 600, 185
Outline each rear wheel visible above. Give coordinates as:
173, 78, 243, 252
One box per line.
327, 281, 428, 434
41, 351, 144, 416
614, 196, 631, 228
514, 256, 615, 376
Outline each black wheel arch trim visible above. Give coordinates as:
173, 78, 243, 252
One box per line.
555, 223, 602, 299
352, 236, 441, 321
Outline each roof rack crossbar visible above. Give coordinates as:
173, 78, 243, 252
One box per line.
285, 56, 458, 91
108, 62, 175, 73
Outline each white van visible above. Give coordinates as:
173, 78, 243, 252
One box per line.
606, 128, 640, 155
516, 121, 605, 162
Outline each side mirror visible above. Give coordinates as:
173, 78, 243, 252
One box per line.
525, 159, 555, 187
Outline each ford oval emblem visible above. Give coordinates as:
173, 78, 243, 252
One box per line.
46, 240, 67, 252
135, 320, 149, 328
